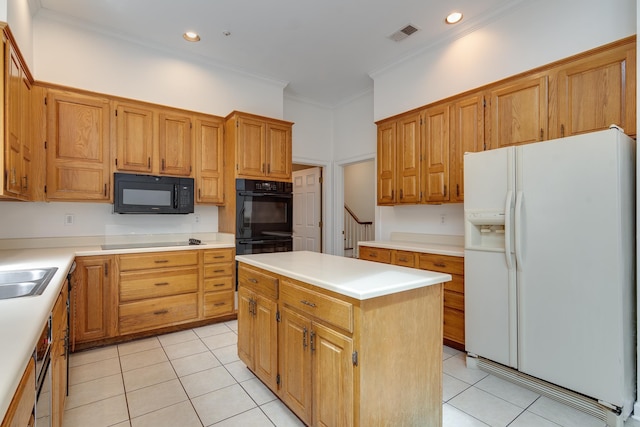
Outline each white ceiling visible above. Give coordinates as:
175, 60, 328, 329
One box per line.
36, 0, 526, 107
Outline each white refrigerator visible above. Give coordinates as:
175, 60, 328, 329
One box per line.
464, 128, 635, 421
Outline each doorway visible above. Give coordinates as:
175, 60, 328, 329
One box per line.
342, 159, 375, 257
292, 165, 322, 252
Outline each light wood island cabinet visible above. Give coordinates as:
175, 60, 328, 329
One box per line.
237, 253, 447, 427
359, 245, 466, 350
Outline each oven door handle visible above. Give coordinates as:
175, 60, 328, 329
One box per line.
238, 191, 292, 198
239, 240, 267, 245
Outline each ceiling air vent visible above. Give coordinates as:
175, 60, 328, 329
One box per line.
388, 24, 419, 42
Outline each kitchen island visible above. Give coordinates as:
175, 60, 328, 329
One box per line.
236, 251, 451, 427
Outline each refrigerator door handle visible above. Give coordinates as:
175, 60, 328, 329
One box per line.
514, 191, 524, 268
504, 190, 514, 269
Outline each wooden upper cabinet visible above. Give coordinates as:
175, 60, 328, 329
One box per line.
195, 116, 224, 204
450, 93, 486, 203
423, 104, 450, 203
489, 75, 548, 149
265, 121, 292, 180
158, 111, 192, 176
3, 37, 33, 200
236, 116, 266, 177
554, 42, 636, 138
376, 120, 396, 205
226, 111, 293, 182
46, 89, 111, 201
114, 102, 153, 173
397, 113, 421, 204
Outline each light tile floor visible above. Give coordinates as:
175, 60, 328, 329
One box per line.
61, 321, 633, 427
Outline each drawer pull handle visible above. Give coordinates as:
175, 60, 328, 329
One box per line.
213, 255, 224, 259
301, 300, 317, 308
153, 309, 169, 315
369, 253, 377, 258
399, 257, 408, 262
214, 302, 226, 307
213, 283, 225, 287
434, 262, 446, 268
155, 282, 170, 286
154, 260, 169, 264
213, 269, 225, 273
249, 278, 258, 283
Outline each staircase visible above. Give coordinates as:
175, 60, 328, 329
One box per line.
344, 205, 373, 258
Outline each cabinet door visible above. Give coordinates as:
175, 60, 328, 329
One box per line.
265, 122, 292, 180
450, 94, 486, 202
555, 44, 636, 138
279, 306, 312, 425
1, 358, 35, 427
254, 294, 279, 390
397, 113, 421, 203
5, 42, 23, 196
376, 120, 396, 205
72, 256, 113, 345
115, 103, 153, 173
236, 116, 266, 178
489, 76, 548, 148
46, 90, 111, 201
312, 322, 354, 427
158, 112, 192, 176
195, 117, 224, 204
237, 286, 254, 369
423, 104, 450, 203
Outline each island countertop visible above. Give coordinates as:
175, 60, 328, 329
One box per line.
236, 250, 451, 300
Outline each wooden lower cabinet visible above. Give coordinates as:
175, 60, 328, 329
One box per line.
117, 251, 199, 335
72, 256, 115, 348
238, 262, 443, 426
359, 245, 466, 350
51, 284, 68, 427
1, 358, 35, 427
202, 249, 235, 318
237, 267, 279, 391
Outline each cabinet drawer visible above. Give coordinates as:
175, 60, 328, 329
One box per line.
280, 281, 353, 333
359, 246, 391, 264
418, 253, 464, 275
443, 306, 465, 344
118, 251, 198, 271
238, 265, 278, 299
444, 274, 464, 293
444, 290, 464, 311
204, 264, 233, 278
119, 267, 198, 302
119, 293, 198, 334
392, 250, 417, 267
203, 249, 234, 264
203, 292, 234, 317
204, 276, 234, 292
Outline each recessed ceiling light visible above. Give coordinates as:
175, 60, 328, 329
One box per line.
183, 31, 201, 42
445, 12, 463, 24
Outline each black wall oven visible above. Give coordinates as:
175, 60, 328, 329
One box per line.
235, 179, 293, 255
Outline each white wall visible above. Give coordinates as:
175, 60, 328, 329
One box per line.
6, 0, 33, 68
32, 11, 286, 119
372, 0, 637, 120
369, 0, 637, 239
0, 202, 218, 238
344, 160, 375, 223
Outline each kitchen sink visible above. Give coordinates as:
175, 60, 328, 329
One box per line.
0, 267, 58, 300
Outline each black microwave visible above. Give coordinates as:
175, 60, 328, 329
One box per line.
113, 173, 194, 214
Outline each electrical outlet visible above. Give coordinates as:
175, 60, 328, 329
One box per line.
64, 214, 75, 226
195, 214, 200, 223
440, 214, 446, 225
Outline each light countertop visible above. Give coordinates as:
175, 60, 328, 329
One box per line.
357, 232, 464, 257
236, 251, 452, 300
0, 234, 234, 422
